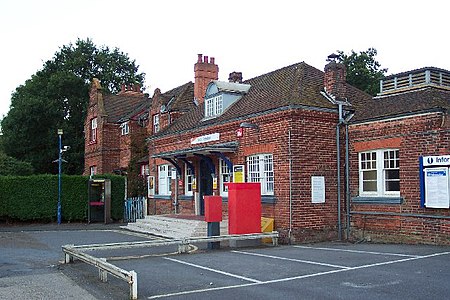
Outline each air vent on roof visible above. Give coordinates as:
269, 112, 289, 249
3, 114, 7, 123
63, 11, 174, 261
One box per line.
379, 68, 450, 95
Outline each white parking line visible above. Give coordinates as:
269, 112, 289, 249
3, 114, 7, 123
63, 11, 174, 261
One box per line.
294, 245, 422, 257
148, 251, 450, 299
163, 257, 262, 283
231, 250, 351, 269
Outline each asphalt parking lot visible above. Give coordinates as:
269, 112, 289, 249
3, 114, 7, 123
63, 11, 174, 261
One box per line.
1, 224, 450, 299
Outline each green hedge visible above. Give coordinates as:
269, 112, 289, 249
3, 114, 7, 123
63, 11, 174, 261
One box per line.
0, 174, 125, 222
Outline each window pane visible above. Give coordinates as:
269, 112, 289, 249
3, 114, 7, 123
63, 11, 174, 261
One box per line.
363, 181, 377, 191
386, 180, 400, 191
385, 169, 400, 192
363, 170, 377, 180
385, 169, 399, 180
362, 170, 377, 192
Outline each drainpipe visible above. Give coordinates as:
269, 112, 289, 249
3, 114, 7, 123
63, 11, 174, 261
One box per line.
288, 129, 293, 244
336, 103, 343, 240
345, 123, 351, 239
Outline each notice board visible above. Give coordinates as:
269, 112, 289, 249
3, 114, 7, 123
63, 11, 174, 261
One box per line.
420, 155, 450, 209
424, 167, 450, 208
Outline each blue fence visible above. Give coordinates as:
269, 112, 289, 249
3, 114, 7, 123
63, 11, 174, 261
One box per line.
124, 196, 145, 223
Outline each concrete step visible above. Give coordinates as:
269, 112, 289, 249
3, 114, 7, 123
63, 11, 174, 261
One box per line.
122, 215, 228, 239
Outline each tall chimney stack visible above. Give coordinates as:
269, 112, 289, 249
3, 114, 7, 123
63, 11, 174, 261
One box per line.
324, 54, 346, 99
194, 54, 219, 104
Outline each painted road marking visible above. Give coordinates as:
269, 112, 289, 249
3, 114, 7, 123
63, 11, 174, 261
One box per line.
148, 251, 450, 299
163, 257, 262, 283
231, 250, 351, 269
294, 245, 422, 257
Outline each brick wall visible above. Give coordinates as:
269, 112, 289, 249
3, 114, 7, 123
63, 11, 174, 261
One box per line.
84, 80, 149, 176
349, 112, 450, 245
148, 108, 343, 243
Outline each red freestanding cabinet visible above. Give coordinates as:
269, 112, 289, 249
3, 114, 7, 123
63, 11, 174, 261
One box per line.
204, 196, 222, 222
228, 183, 261, 234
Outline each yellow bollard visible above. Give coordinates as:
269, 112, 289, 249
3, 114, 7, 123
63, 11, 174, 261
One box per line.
261, 217, 274, 243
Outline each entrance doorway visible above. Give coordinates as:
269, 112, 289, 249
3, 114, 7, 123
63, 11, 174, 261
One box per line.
199, 159, 213, 215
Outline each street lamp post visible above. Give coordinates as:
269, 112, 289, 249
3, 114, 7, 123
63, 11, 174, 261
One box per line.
57, 129, 63, 225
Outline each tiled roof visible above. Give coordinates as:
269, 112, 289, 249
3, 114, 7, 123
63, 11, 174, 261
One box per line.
153, 62, 352, 136
103, 93, 149, 123
160, 82, 195, 112
149, 61, 449, 136
119, 99, 152, 122
352, 87, 450, 122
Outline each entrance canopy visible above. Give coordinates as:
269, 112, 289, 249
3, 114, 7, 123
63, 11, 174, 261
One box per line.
151, 142, 237, 176
151, 142, 237, 159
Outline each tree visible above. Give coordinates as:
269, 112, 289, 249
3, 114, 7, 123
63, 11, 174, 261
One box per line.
0, 152, 34, 176
1, 38, 145, 174
337, 48, 387, 96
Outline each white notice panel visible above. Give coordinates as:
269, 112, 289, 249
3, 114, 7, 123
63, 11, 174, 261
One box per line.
424, 167, 450, 208
311, 176, 325, 203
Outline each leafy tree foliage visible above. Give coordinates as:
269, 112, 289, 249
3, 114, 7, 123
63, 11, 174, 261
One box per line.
337, 48, 387, 96
1, 38, 145, 174
0, 152, 34, 176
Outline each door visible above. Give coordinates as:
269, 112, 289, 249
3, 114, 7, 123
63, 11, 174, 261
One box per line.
199, 159, 213, 215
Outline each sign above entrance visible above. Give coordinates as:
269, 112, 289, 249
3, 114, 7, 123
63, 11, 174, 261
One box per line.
191, 133, 220, 145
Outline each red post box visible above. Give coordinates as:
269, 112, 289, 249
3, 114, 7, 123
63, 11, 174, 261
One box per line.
204, 196, 222, 222
227, 183, 261, 234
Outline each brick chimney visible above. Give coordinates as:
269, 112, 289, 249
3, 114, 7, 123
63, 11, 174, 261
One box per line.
194, 54, 219, 104
324, 54, 346, 99
228, 71, 243, 83
117, 83, 143, 96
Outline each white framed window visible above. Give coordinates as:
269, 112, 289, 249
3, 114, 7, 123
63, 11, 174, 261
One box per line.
153, 114, 160, 133
220, 159, 231, 197
158, 164, 171, 195
120, 121, 129, 135
90, 118, 97, 142
185, 163, 194, 196
140, 164, 149, 176
359, 149, 400, 196
246, 154, 274, 195
205, 95, 223, 118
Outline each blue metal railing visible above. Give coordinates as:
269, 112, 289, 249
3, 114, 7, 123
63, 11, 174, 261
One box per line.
124, 197, 145, 223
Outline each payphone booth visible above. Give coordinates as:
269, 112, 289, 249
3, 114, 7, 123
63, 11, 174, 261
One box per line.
419, 155, 450, 209
88, 179, 112, 224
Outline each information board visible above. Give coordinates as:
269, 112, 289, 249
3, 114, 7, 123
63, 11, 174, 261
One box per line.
424, 167, 450, 208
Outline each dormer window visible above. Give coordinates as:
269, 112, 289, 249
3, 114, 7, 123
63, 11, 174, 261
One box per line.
120, 121, 129, 135
203, 80, 251, 120
205, 95, 223, 118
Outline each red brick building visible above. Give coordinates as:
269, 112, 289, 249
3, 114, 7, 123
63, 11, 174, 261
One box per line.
348, 67, 450, 244
84, 55, 450, 245
147, 55, 370, 243
83, 79, 150, 176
